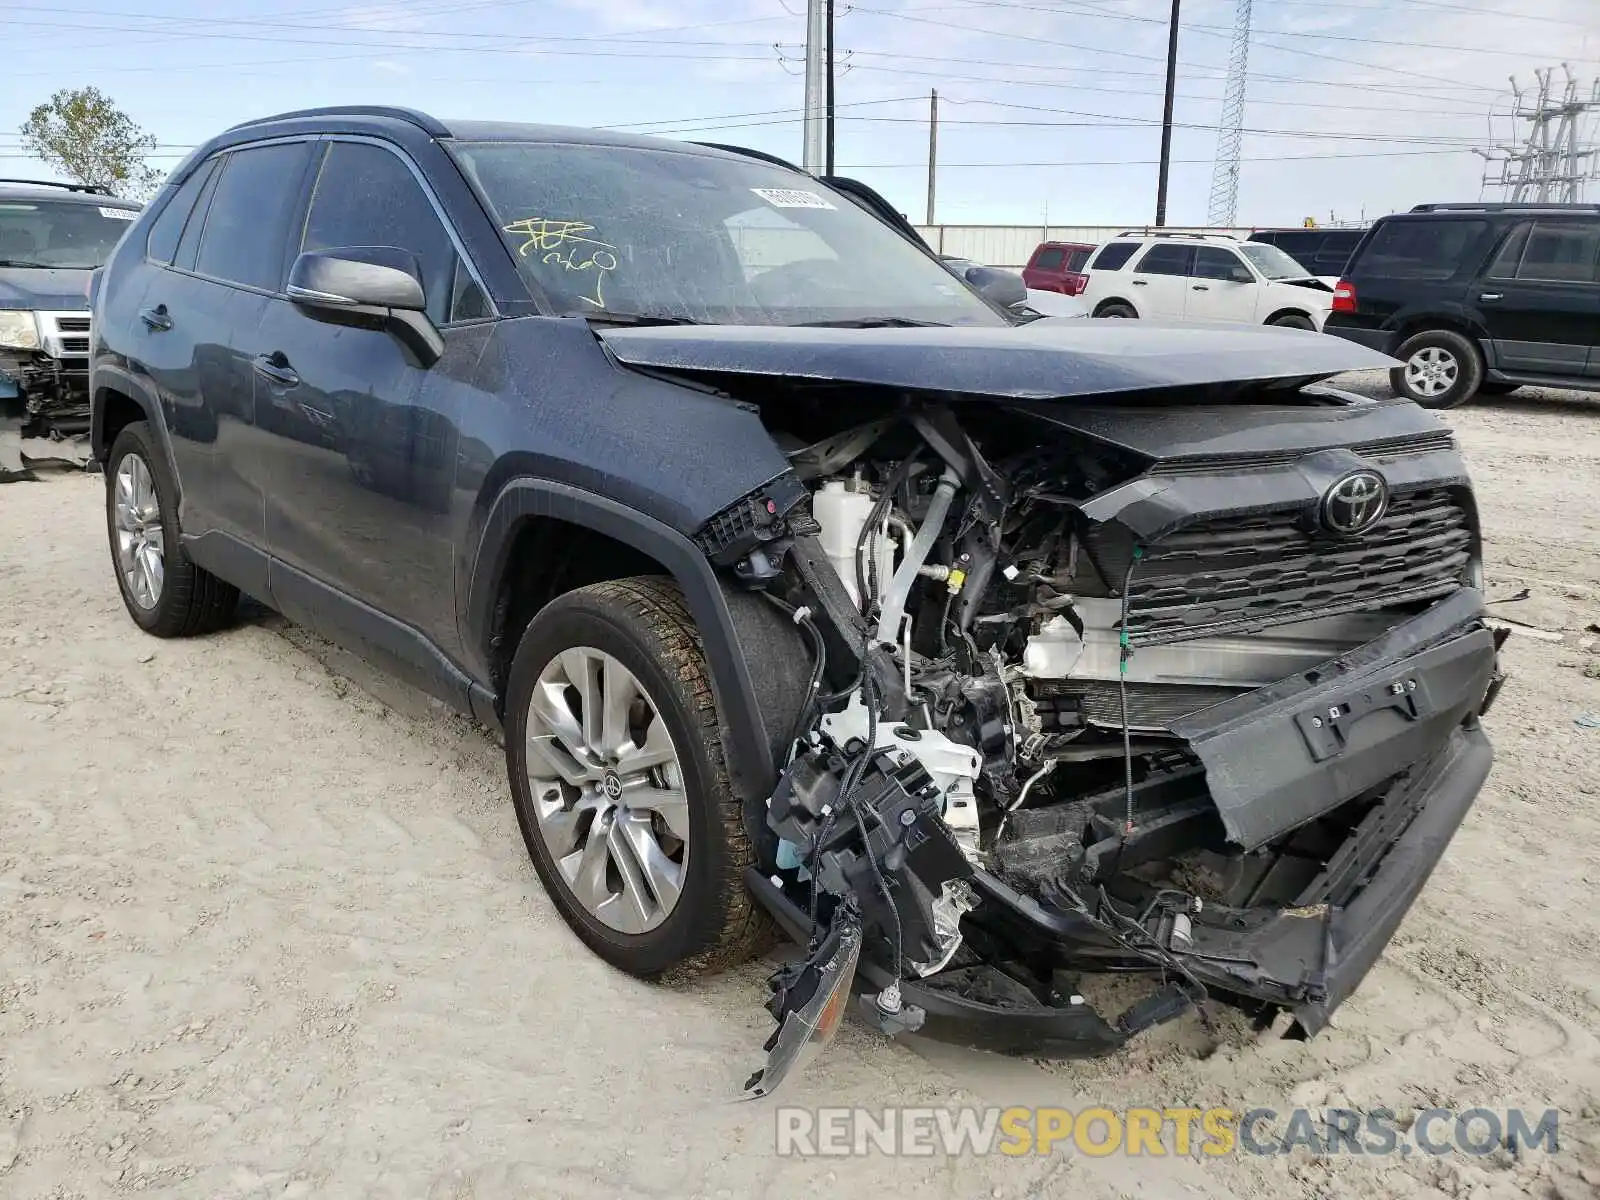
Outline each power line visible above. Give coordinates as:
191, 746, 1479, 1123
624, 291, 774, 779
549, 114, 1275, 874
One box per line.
921, 0, 1593, 62
849, 4, 1521, 92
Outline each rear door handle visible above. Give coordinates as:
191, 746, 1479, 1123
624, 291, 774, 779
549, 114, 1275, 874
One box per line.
1131, 279, 1148, 286
253, 352, 300, 388
1479, 292, 1503, 302
139, 305, 172, 332
1191, 285, 1210, 291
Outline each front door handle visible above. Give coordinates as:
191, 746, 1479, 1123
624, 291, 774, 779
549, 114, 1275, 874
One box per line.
252, 351, 300, 388
1479, 292, 1503, 302
139, 305, 172, 332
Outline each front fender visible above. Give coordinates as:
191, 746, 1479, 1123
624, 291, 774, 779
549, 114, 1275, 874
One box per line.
462, 478, 790, 805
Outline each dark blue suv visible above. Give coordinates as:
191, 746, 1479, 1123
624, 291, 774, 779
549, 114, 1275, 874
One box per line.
90, 106, 1502, 1082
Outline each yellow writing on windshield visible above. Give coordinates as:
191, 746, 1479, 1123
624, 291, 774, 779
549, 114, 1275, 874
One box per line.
504, 217, 618, 308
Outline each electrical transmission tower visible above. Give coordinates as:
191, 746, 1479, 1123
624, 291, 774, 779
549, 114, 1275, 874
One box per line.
1207, 0, 1252, 226
1478, 66, 1600, 202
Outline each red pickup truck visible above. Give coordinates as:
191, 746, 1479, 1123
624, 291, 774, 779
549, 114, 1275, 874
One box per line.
1021, 240, 1096, 295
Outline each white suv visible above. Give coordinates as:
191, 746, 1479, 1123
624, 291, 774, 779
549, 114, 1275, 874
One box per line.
1079, 234, 1336, 330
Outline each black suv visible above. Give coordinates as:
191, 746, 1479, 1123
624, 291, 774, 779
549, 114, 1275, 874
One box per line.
1325, 202, 1600, 408
1, 179, 140, 436
90, 107, 1502, 1085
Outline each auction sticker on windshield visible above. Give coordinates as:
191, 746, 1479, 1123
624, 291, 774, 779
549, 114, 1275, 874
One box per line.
751, 188, 837, 210
100, 207, 137, 220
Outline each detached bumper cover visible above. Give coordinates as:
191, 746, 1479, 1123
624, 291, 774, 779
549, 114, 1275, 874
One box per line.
782, 591, 1498, 1054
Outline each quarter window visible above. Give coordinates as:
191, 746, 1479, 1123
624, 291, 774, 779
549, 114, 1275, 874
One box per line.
145, 158, 217, 266
1358, 219, 1487, 282
1088, 242, 1138, 272
1032, 247, 1065, 270
193, 141, 313, 291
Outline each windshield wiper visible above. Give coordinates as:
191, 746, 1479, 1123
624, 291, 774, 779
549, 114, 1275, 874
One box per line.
573, 310, 702, 327
791, 317, 950, 328
0, 260, 50, 269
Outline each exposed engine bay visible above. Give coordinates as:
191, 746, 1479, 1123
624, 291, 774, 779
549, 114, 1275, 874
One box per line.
714, 385, 1501, 1097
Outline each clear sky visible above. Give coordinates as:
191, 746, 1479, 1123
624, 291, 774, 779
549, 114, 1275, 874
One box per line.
3, 0, 1597, 228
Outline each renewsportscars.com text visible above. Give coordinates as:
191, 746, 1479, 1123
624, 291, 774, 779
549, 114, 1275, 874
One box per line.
775, 1106, 1562, 1159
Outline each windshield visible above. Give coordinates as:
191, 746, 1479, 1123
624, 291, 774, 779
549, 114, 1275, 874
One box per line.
1238, 241, 1312, 280
451, 141, 1006, 327
0, 199, 139, 269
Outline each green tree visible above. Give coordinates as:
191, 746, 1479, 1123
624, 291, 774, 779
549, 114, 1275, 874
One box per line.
19, 87, 161, 198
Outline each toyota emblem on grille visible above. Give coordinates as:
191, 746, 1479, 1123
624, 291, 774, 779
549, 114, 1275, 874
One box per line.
1320, 470, 1389, 535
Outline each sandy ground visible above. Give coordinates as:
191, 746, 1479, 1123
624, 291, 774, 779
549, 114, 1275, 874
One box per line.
3, 378, 1600, 1200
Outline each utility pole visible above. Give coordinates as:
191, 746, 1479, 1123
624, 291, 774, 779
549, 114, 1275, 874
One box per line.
825, 0, 837, 174
1154, 0, 1181, 226
802, 0, 827, 172
926, 89, 938, 225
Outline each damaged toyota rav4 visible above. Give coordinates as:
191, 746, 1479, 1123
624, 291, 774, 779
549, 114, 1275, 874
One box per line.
89, 108, 1504, 1094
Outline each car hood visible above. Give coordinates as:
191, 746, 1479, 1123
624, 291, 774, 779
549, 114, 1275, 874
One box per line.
597, 319, 1394, 401
0, 266, 90, 311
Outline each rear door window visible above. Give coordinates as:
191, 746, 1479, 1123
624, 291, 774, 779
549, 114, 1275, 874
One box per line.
1515, 221, 1600, 283
1134, 243, 1194, 276
194, 141, 315, 291
1088, 242, 1138, 272
1032, 247, 1065, 270
145, 158, 218, 266
1356, 219, 1488, 281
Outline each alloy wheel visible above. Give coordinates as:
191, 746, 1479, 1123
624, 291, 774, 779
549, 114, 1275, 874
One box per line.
113, 453, 165, 610
1404, 346, 1459, 399
524, 646, 690, 934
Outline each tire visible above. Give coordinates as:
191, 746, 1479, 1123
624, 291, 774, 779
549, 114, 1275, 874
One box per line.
1269, 314, 1315, 330
1476, 381, 1521, 396
1097, 302, 1137, 318
105, 421, 239, 637
1389, 329, 1483, 409
504, 576, 771, 979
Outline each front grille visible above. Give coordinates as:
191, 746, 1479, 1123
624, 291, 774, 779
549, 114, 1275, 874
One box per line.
1090, 487, 1472, 645
59, 336, 89, 354
55, 317, 91, 333
1152, 431, 1456, 473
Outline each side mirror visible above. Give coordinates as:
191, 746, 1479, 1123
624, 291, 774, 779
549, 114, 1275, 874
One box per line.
1229, 264, 1255, 284
963, 263, 1027, 309
287, 247, 442, 367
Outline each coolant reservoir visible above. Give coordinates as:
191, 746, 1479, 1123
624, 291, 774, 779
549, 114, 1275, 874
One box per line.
814, 479, 890, 607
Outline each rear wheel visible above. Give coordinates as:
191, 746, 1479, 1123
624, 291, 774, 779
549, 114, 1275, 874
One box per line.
503, 577, 771, 978
106, 421, 239, 636
1269, 313, 1315, 330
1389, 329, 1483, 409
1097, 302, 1137, 318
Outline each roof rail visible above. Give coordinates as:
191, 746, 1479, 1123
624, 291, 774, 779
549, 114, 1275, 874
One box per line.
1409, 201, 1600, 213
225, 106, 450, 138
0, 177, 113, 195
1114, 229, 1240, 240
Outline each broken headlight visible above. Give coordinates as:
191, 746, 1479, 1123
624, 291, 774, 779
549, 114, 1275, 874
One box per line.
0, 310, 40, 352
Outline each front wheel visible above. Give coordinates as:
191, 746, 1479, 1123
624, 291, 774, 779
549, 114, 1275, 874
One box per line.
1097, 302, 1137, 318
1389, 329, 1483, 409
106, 421, 239, 636
503, 577, 771, 979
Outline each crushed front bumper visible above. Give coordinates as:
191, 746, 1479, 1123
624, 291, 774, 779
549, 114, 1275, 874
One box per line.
753, 589, 1501, 1056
